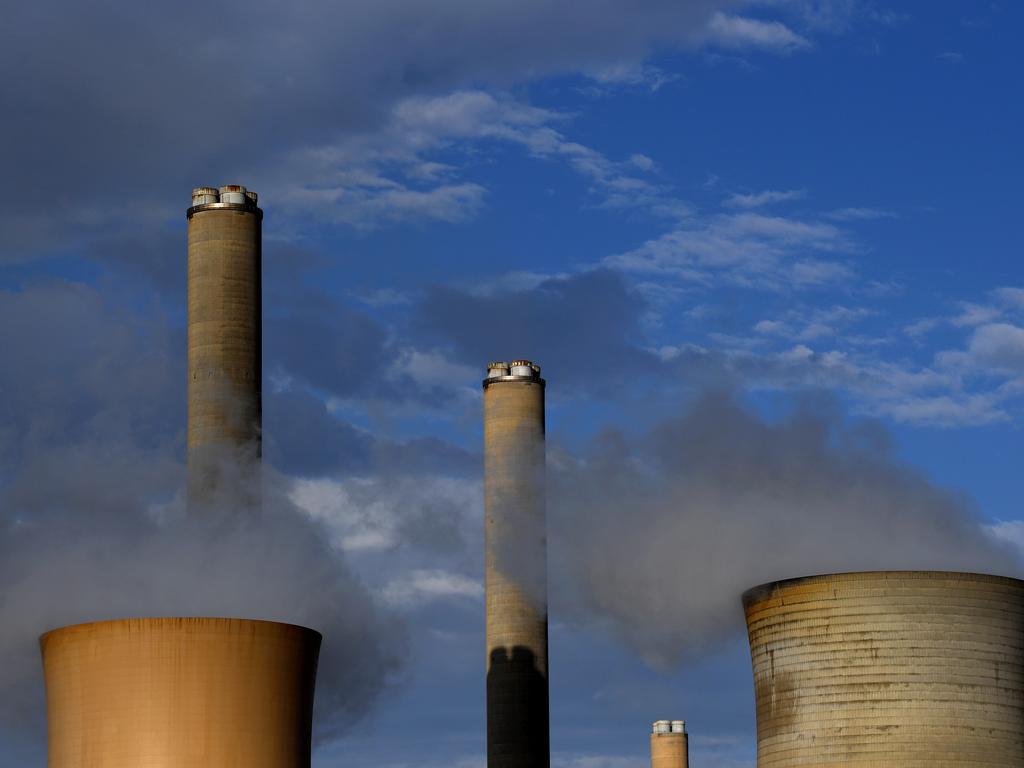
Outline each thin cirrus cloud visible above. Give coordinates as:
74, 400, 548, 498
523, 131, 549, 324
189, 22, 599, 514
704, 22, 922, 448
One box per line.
604, 212, 852, 289
705, 12, 812, 52
261, 89, 686, 230
380, 570, 484, 607
724, 188, 806, 208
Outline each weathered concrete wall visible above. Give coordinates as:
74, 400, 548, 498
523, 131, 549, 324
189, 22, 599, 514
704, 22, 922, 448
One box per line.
40, 617, 320, 768
744, 571, 1024, 767
650, 732, 688, 768
186, 194, 262, 497
484, 362, 549, 768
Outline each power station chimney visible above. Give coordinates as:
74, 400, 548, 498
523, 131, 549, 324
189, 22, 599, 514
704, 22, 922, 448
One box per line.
186, 185, 262, 502
483, 359, 549, 768
41, 618, 320, 768
650, 720, 689, 768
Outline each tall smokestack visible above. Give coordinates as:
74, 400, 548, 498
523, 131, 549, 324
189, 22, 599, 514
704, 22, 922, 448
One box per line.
41, 618, 320, 768
483, 360, 549, 768
650, 720, 688, 768
186, 185, 262, 501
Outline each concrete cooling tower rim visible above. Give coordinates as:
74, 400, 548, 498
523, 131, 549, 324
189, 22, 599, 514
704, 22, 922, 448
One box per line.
38, 616, 322, 644
742, 569, 1024, 607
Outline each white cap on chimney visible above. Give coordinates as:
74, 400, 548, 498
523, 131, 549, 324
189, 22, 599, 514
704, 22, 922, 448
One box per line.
219, 185, 248, 204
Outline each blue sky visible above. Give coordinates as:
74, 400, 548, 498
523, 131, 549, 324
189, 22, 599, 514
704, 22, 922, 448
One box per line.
1, 2, 1023, 767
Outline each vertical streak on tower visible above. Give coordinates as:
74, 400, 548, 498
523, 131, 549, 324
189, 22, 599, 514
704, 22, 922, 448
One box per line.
483, 360, 549, 768
186, 185, 262, 501
650, 721, 689, 768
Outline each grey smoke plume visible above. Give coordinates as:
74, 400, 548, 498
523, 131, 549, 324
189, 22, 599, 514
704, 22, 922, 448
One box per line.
0, 449, 406, 751
0, 282, 406, 759
549, 391, 1022, 665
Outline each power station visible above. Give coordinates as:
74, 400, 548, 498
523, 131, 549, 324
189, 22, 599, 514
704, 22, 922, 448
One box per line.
38, 187, 321, 768
31, 187, 1024, 767
483, 360, 550, 768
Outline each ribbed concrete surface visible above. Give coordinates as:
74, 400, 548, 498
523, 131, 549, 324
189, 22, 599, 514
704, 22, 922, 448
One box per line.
744, 571, 1024, 767
484, 375, 549, 768
650, 733, 688, 768
41, 617, 320, 768
187, 204, 262, 491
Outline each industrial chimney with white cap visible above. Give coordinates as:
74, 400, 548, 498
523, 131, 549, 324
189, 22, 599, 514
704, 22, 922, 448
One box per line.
186, 184, 262, 503
651, 720, 689, 768
483, 360, 549, 768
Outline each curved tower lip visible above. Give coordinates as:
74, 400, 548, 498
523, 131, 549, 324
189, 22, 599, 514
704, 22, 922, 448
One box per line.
482, 374, 546, 388
186, 201, 264, 220
742, 569, 1024, 608
39, 616, 322, 645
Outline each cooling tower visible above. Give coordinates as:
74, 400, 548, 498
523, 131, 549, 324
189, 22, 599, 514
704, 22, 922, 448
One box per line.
483, 360, 549, 768
650, 720, 688, 768
743, 570, 1024, 767
187, 185, 262, 499
40, 617, 320, 768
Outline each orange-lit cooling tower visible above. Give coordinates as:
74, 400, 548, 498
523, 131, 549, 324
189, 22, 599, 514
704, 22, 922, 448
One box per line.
41, 618, 320, 768
483, 360, 549, 768
744, 571, 1024, 767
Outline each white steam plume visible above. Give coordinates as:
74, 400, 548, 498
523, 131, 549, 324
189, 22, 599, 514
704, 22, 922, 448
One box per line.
0, 447, 406, 753
549, 392, 1022, 665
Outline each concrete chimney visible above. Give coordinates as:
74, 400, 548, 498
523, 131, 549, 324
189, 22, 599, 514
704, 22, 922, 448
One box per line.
40, 618, 320, 768
186, 185, 262, 501
650, 720, 688, 768
483, 359, 549, 768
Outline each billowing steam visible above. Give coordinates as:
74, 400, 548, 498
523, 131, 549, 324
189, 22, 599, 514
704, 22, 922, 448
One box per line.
549, 391, 1022, 665
0, 446, 406, 751
0, 282, 407, 761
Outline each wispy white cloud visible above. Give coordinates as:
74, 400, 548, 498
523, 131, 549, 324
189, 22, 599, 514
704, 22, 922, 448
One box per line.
707, 13, 811, 52
380, 569, 483, 606
587, 61, 684, 92
605, 212, 852, 290
993, 287, 1024, 310
266, 90, 687, 229
738, 344, 1011, 427
281, 181, 487, 228
903, 317, 941, 340
655, 324, 1015, 427
951, 302, 1003, 328
386, 348, 481, 402
754, 304, 872, 341
823, 206, 898, 221
941, 323, 1024, 375
986, 520, 1024, 555
901, 287, 1024, 347
762, 0, 909, 32
290, 475, 479, 553
724, 189, 805, 209
881, 393, 1007, 427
